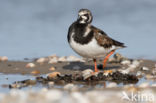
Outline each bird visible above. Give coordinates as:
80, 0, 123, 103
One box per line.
67, 9, 126, 73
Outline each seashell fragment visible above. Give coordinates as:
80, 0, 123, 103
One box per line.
26, 63, 35, 68
31, 70, 40, 75
49, 67, 56, 71
0, 56, 8, 62
82, 69, 93, 80
47, 72, 61, 79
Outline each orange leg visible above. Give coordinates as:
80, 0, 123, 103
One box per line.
93, 58, 98, 72
103, 50, 115, 69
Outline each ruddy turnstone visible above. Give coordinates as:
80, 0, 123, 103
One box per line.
67, 9, 126, 72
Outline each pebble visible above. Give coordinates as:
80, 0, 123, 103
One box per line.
0, 56, 8, 62
132, 60, 140, 67
47, 72, 61, 79
58, 56, 67, 62
139, 82, 150, 88
107, 82, 117, 88
119, 69, 130, 74
48, 57, 58, 64
49, 67, 56, 71
26, 63, 35, 68
36, 57, 46, 64
31, 70, 40, 75
82, 69, 93, 80
136, 71, 143, 77
141, 66, 149, 71
64, 83, 78, 91
66, 55, 85, 62
121, 60, 131, 65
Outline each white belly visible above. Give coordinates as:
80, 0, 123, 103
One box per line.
70, 37, 115, 58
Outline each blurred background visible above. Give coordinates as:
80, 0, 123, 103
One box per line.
0, 0, 156, 60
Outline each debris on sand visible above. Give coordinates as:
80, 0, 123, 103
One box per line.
9, 70, 138, 89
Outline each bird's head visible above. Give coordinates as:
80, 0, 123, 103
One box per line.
77, 9, 93, 24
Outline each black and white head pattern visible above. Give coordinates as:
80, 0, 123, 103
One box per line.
77, 9, 93, 24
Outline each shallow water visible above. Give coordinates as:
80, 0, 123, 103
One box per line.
0, 0, 156, 60
0, 73, 155, 93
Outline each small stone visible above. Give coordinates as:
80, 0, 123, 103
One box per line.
66, 55, 84, 62
141, 66, 149, 71
0, 56, 8, 62
121, 60, 131, 65
103, 71, 110, 76
58, 56, 67, 62
136, 71, 143, 77
82, 69, 93, 80
119, 69, 130, 74
36, 58, 46, 64
107, 82, 117, 88
48, 57, 58, 64
139, 82, 149, 88
132, 60, 140, 67
127, 64, 138, 71
31, 70, 40, 75
47, 72, 61, 79
49, 67, 55, 71
26, 63, 35, 68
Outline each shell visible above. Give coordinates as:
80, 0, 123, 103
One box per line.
58, 56, 67, 62
82, 69, 93, 80
26, 63, 35, 68
0, 56, 8, 62
66, 55, 85, 62
48, 57, 58, 64
36, 58, 46, 64
49, 67, 56, 71
141, 66, 149, 71
47, 72, 61, 79
121, 60, 131, 65
31, 70, 40, 75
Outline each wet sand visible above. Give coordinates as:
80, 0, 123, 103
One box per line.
0, 59, 155, 75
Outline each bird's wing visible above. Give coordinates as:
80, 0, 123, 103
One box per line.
91, 26, 126, 49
